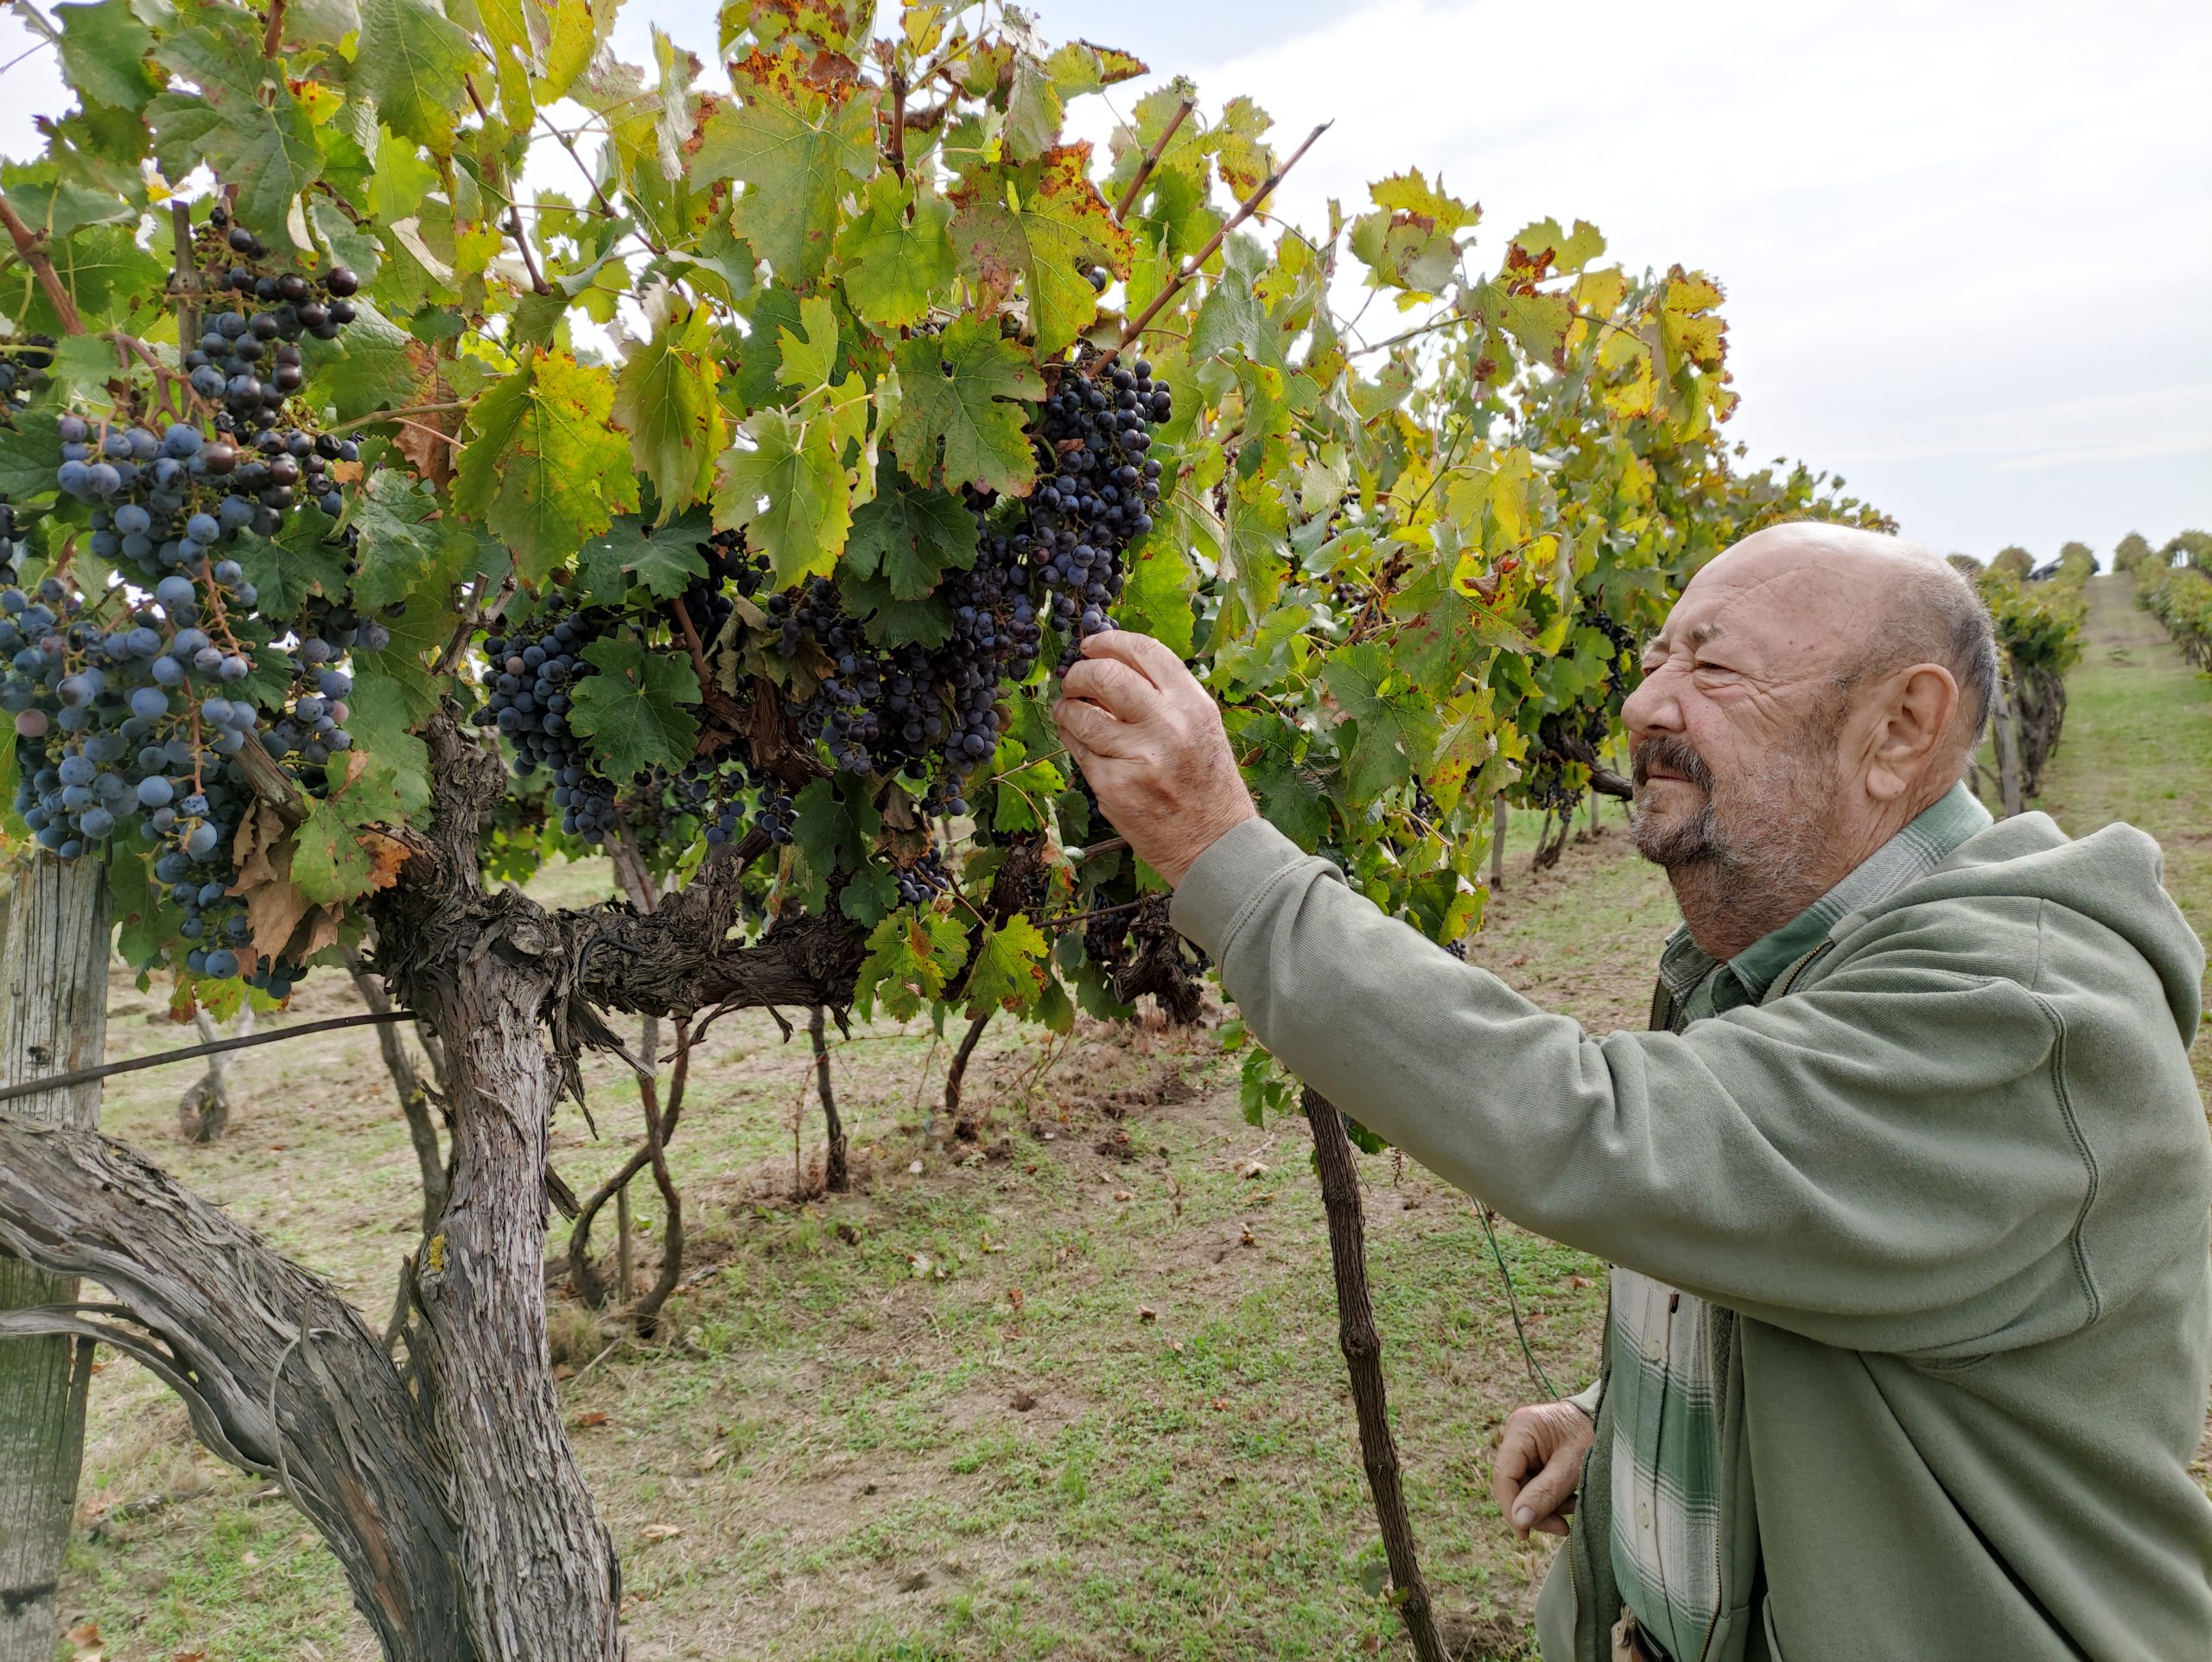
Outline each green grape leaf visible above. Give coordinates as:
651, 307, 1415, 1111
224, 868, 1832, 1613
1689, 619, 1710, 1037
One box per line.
54, 0, 157, 111
350, 468, 476, 612
0, 414, 60, 500
343, 675, 434, 818
353, 587, 451, 723
1116, 535, 1198, 657
453, 350, 640, 583
834, 175, 956, 330
21, 225, 165, 334
730, 283, 805, 411
711, 408, 850, 588
855, 906, 969, 1022
238, 506, 352, 622
613, 293, 725, 519
773, 292, 842, 399
352, 0, 480, 150
300, 299, 422, 423
574, 511, 710, 603
950, 144, 1134, 355
693, 61, 874, 283
963, 914, 1050, 1017
990, 754, 1065, 834
567, 634, 701, 782
837, 564, 953, 649
290, 799, 379, 904
1322, 640, 1442, 802
886, 315, 1042, 498
149, 13, 324, 241
785, 776, 879, 911
842, 461, 978, 601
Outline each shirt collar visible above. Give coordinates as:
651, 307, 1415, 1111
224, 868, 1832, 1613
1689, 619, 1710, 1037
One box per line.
1657, 781, 1993, 1004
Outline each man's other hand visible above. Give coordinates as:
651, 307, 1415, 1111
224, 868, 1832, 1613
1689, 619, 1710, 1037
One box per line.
1491, 1398, 1594, 1541
1052, 629, 1256, 888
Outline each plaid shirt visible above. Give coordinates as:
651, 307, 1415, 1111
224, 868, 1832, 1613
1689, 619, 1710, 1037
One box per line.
1601, 782, 1993, 1661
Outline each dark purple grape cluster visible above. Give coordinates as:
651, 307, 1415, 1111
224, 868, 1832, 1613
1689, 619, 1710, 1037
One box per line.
185, 206, 359, 442
894, 844, 950, 906
477, 602, 624, 842
0, 334, 54, 412
1027, 359, 1168, 668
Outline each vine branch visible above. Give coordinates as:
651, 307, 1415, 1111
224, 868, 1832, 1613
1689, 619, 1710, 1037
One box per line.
1101, 121, 1331, 372
1110, 95, 1194, 221
0, 190, 86, 335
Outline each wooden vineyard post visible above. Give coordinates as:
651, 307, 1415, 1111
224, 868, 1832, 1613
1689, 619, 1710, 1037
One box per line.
1301, 1087, 1449, 1662
0, 852, 111, 1662
1491, 793, 1507, 890
1991, 678, 2024, 818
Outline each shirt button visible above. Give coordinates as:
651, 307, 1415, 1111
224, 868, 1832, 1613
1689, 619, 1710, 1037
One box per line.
1638, 1503, 1652, 1529
1645, 1337, 1663, 1362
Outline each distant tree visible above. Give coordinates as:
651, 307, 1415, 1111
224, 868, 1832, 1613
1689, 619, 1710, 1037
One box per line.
1990, 545, 2035, 580
2113, 532, 2153, 572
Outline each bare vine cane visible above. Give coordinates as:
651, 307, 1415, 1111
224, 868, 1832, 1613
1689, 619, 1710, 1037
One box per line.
1301, 1086, 1451, 1662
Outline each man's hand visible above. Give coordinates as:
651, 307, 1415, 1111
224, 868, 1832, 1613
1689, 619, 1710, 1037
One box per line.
1052, 629, 1256, 888
1491, 1398, 1594, 1541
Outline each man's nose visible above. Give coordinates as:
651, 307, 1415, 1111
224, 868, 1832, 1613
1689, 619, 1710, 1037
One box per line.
1620, 662, 1684, 745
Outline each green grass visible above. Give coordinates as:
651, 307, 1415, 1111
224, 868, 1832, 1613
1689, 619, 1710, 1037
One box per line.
2025, 576, 2212, 1093
49, 575, 2209, 1660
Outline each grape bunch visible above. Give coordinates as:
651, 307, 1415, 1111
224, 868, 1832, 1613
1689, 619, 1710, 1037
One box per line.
476, 602, 624, 843
186, 206, 360, 444
1, 334, 54, 414
893, 844, 950, 906
0, 552, 301, 994
1025, 359, 1169, 668
1, 205, 384, 997
744, 357, 1167, 812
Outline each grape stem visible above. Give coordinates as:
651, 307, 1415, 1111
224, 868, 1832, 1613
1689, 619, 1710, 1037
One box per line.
323, 401, 474, 438
1109, 96, 1194, 222
1099, 120, 1332, 373
0, 190, 86, 335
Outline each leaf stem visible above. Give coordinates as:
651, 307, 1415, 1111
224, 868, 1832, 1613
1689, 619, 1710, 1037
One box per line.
324, 400, 474, 437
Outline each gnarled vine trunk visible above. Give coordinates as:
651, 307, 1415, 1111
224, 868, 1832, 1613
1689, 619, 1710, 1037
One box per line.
0, 716, 869, 1662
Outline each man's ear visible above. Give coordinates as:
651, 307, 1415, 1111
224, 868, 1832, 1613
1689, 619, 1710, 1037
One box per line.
1863, 663, 1960, 801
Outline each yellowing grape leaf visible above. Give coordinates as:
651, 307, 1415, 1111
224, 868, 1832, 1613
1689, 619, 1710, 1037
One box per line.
886, 315, 1042, 497
963, 914, 1050, 1016
712, 409, 851, 587
613, 292, 726, 519
856, 907, 969, 1022
693, 54, 874, 283
454, 351, 640, 583
834, 175, 956, 329
950, 144, 1133, 356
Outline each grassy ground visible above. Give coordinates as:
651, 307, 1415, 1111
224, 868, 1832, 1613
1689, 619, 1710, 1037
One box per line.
46, 574, 2209, 1660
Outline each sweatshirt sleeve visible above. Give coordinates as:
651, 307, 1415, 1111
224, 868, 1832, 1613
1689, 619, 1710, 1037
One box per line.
1171, 818, 2090, 1359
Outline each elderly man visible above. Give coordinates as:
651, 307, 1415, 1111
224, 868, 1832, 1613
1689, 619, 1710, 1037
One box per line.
1053, 525, 2212, 1662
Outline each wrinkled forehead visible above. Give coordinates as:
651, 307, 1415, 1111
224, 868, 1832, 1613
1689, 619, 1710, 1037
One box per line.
1653, 554, 1872, 672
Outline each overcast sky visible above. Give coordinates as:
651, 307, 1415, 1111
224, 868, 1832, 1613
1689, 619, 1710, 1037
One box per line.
3, 0, 2205, 559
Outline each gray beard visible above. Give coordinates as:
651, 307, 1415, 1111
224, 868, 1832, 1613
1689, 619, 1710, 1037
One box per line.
1631, 751, 1840, 960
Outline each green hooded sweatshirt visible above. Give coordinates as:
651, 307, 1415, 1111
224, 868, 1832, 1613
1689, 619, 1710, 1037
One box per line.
1169, 809, 2212, 1662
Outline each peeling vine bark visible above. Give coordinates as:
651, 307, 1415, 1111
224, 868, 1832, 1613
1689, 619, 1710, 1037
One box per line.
0, 1115, 467, 1660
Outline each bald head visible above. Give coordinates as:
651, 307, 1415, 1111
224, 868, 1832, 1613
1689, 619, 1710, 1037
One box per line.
1688, 522, 1999, 758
